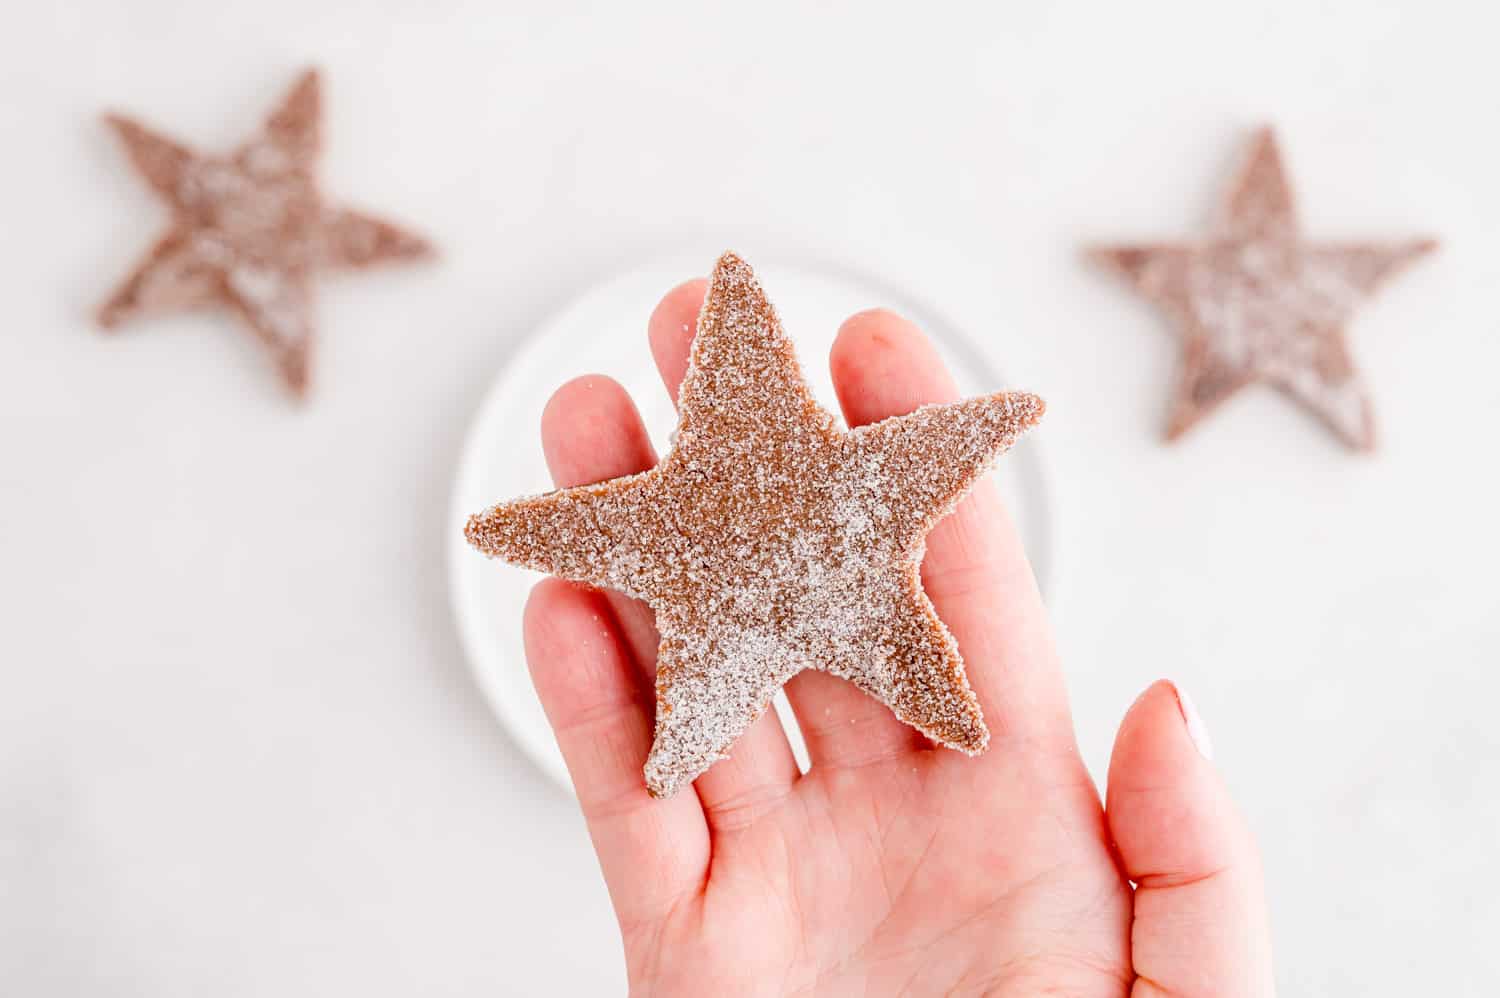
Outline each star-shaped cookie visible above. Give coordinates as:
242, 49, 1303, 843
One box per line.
98, 69, 432, 396
466, 253, 1044, 797
1090, 127, 1435, 451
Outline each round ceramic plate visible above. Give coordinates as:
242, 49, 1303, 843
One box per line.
448, 253, 1056, 791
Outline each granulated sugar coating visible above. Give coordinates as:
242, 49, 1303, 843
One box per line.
98, 69, 431, 396
466, 253, 1044, 798
1090, 127, 1436, 451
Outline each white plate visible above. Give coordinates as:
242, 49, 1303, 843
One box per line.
448, 252, 1056, 792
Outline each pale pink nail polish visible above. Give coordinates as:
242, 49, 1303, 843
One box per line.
1171, 682, 1214, 761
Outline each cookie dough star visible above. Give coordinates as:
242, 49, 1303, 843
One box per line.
1091, 127, 1435, 451
466, 253, 1044, 797
97, 69, 432, 396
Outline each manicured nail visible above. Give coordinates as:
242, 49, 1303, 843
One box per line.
1171, 682, 1214, 761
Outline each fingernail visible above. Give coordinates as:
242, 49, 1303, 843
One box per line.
1170, 682, 1214, 761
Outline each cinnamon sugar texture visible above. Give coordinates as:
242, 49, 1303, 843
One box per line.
466, 253, 1043, 797
98, 69, 432, 396
1090, 127, 1435, 451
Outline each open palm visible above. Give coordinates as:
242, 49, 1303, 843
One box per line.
521, 280, 1274, 996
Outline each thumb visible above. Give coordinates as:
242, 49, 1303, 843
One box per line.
1106, 680, 1276, 998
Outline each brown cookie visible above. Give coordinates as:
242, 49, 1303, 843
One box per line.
466, 253, 1044, 797
98, 69, 432, 396
1091, 127, 1435, 451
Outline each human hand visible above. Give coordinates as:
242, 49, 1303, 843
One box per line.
521, 281, 1275, 996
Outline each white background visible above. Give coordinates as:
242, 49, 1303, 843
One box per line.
2, 1, 1497, 994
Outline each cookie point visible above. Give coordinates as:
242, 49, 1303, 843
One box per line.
1082, 245, 1117, 267
1087, 246, 1152, 280
710, 251, 754, 283
1015, 391, 1047, 426
276, 342, 313, 397
642, 764, 680, 799
407, 234, 439, 260
931, 714, 989, 756
293, 66, 323, 92
282, 366, 312, 399
462, 510, 496, 554
989, 390, 1045, 431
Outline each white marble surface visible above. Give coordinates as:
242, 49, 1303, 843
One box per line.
2, 2, 1497, 994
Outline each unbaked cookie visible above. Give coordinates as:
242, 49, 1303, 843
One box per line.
1091, 127, 1435, 451
466, 253, 1044, 797
98, 69, 432, 396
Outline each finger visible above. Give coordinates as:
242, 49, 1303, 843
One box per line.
539, 375, 662, 671
523, 579, 709, 924
645, 278, 707, 403
828, 309, 1073, 748
1106, 681, 1275, 998
645, 280, 802, 826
